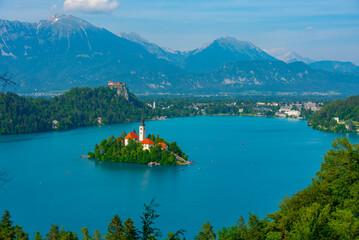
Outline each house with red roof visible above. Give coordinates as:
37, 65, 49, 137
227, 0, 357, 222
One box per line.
108, 81, 125, 87
140, 138, 155, 150
123, 119, 167, 152
157, 143, 168, 150
124, 129, 139, 146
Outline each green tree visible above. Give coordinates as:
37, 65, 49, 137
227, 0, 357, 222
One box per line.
217, 226, 241, 240
59, 228, 78, 240
164, 229, 185, 240
194, 222, 216, 240
1, 210, 12, 228
0, 210, 15, 240
140, 199, 161, 240
236, 216, 248, 239
123, 218, 139, 240
14, 225, 29, 240
289, 203, 330, 240
46, 225, 60, 240
106, 215, 124, 240
81, 227, 92, 240
265, 232, 282, 240
328, 209, 359, 239
93, 230, 102, 240
246, 213, 268, 240
33, 231, 43, 240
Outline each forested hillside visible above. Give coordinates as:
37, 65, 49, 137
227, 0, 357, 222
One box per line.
309, 95, 359, 132
0, 86, 147, 134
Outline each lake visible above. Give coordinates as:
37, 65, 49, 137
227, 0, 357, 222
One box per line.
1, 116, 358, 238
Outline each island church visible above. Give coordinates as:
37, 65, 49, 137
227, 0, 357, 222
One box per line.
124, 119, 168, 151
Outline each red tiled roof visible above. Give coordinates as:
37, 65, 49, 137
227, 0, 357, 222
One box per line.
124, 132, 139, 139
108, 81, 124, 85
140, 138, 155, 144
158, 143, 167, 148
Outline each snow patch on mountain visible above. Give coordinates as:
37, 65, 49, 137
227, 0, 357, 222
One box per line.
266, 47, 314, 64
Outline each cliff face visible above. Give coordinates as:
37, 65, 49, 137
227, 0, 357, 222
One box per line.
118, 85, 129, 101
108, 82, 129, 100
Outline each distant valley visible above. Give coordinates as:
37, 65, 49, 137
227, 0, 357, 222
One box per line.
0, 14, 358, 96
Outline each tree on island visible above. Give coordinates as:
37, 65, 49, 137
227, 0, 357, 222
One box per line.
88, 133, 187, 165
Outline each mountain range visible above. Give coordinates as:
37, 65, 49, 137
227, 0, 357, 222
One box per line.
1, 14, 358, 95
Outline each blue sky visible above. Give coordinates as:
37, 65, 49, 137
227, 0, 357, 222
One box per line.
0, 0, 358, 64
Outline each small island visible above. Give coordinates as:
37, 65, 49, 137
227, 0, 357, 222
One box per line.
88, 119, 192, 166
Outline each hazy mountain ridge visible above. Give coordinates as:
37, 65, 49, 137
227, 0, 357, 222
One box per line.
177, 61, 358, 94
117, 32, 187, 67
1, 14, 358, 95
183, 37, 278, 73
117, 33, 278, 72
265, 48, 314, 64
309, 60, 359, 74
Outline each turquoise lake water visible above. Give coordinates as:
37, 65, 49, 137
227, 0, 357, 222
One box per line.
1, 116, 358, 238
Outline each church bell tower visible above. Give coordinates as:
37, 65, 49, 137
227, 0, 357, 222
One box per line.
139, 119, 146, 141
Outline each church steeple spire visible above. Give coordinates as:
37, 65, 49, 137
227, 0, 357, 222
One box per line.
139, 118, 146, 141
140, 118, 145, 126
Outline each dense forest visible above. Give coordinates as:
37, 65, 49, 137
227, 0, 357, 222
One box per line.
309, 95, 359, 132
1, 84, 357, 136
0, 86, 149, 134
88, 133, 188, 165
1, 137, 358, 239
0, 86, 207, 135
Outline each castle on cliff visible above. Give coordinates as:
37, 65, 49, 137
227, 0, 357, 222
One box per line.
108, 81, 129, 100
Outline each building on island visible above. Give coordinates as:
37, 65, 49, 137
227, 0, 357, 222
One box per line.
140, 138, 155, 150
139, 119, 146, 142
52, 120, 58, 129
158, 143, 168, 150
124, 129, 139, 146
123, 119, 167, 151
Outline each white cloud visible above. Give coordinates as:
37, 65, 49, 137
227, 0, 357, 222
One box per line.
51, 5, 57, 10
306, 26, 315, 31
63, 0, 119, 13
